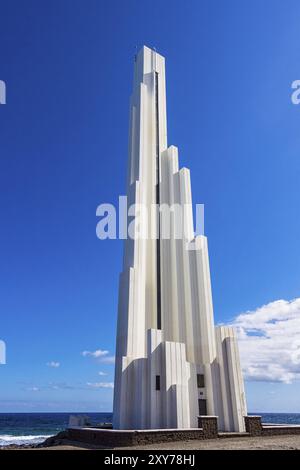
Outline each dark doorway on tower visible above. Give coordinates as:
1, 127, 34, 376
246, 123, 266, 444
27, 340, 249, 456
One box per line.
198, 399, 207, 415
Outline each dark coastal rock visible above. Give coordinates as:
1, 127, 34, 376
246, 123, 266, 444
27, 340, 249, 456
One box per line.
37, 431, 68, 448
0, 444, 37, 450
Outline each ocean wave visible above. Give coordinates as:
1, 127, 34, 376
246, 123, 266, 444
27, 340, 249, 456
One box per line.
0, 434, 53, 447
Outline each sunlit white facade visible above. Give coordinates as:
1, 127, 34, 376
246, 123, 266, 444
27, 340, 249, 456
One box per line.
113, 46, 247, 431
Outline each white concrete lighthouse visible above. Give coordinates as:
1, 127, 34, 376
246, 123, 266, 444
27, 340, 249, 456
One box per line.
113, 46, 247, 431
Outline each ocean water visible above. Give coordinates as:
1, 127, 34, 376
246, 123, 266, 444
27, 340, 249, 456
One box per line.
0, 412, 113, 446
0, 412, 300, 446
252, 413, 300, 425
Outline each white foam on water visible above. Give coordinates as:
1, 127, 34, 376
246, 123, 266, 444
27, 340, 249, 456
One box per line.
0, 434, 53, 446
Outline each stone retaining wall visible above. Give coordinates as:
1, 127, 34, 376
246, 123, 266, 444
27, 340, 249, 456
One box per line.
245, 416, 300, 437
63, 415, 300, 448
67, 427, 205, 447
263, 425, 300, 436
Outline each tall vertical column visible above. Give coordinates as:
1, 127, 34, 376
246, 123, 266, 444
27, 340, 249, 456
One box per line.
113, 47, 168, 429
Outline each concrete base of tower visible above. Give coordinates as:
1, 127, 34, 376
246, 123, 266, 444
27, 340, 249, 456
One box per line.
113, 328, 247, 432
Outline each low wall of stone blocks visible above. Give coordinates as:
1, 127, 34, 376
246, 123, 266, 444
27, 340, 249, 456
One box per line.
68, 427, 206, 447
263, 426, 300, 436
65, 415, 300, 447
245, 415, 300, 437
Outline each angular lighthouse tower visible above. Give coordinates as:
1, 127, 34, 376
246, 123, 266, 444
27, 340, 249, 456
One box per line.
113, 46, 247, 431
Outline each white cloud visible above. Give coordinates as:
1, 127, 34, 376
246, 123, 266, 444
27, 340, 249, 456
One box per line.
46, 361, 60, 368
47, 382, 78, 390
98, 371, 107, 376
81, 349, 115, 364
23, 382, 86, 392
87, 382, 114, 389
229, 298, 300, 384
81, 349, 109, 358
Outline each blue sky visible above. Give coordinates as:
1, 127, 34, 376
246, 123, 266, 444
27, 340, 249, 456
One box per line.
0, 0, 300, 413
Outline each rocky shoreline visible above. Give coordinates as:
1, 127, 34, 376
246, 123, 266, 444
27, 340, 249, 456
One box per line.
0, 431, 69, 450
